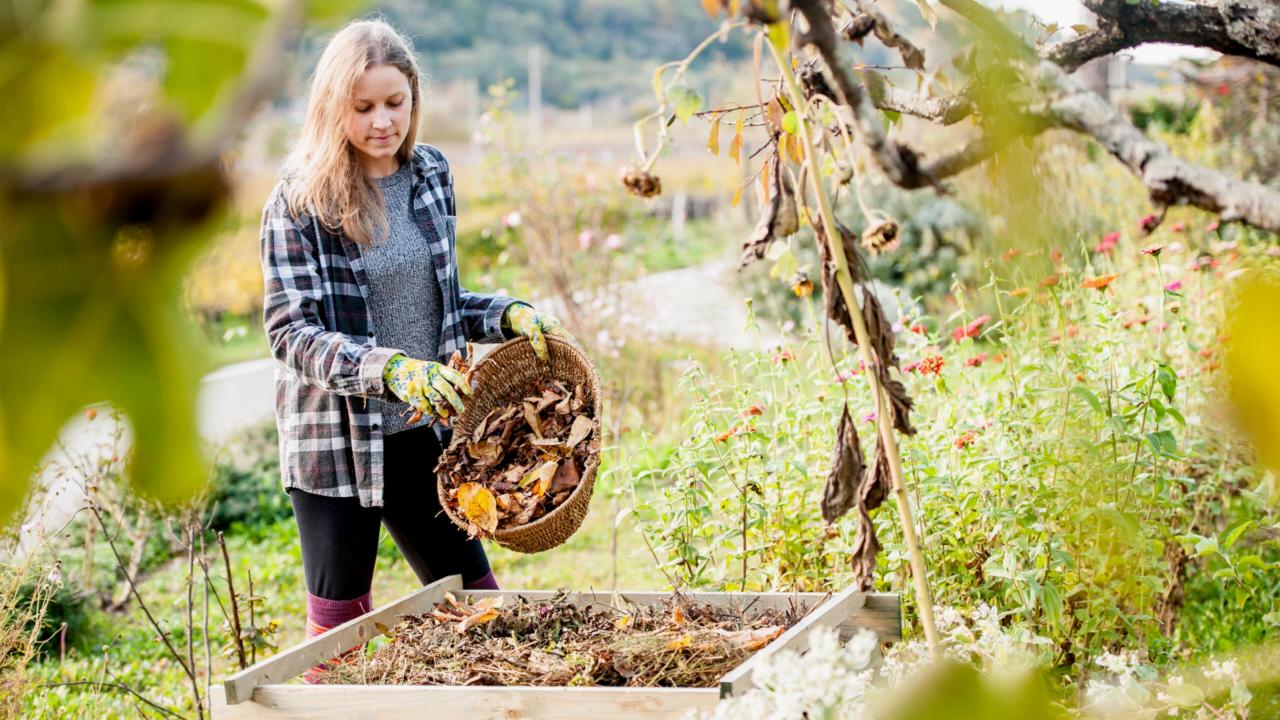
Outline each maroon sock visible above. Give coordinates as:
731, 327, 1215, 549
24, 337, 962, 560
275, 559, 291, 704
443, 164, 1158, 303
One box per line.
464, 570, 499, 590
303, 591, 372, 683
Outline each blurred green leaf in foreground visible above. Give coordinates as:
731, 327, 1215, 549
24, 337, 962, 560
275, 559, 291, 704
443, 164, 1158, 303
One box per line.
0, 0, 364, 522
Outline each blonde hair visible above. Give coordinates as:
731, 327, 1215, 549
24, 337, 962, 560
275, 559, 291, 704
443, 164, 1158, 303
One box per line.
282, 18, 422, 244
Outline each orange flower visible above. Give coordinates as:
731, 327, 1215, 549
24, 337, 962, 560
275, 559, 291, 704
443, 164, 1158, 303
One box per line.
1039, 273, 1060, 288
1002, 248, 1020, 261
919, 355, 945, 375
954, 430, 976, 449
1082, 273, 1119, 290
1009, 287, 1030, 298
741, 405, 765, 418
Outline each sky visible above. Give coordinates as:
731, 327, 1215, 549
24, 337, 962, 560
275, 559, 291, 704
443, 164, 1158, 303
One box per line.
986, 0, 1218, 65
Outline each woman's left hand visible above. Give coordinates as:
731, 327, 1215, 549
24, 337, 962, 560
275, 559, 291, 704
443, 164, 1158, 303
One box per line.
503, 303, 578, 361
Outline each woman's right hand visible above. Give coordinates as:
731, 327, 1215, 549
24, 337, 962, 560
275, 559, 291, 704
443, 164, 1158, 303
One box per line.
382, 354, 472, 423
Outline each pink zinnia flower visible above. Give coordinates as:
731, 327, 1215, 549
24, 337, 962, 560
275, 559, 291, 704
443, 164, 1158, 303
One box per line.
578, 230, 595, 250
1095, 231, 1120, 255
951, 314, 991, 342
1164, 280, 1183, 292
1141, 244, 1164, 256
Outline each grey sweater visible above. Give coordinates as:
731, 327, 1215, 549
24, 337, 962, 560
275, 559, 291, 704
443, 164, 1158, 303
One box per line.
362, 161, 444, 435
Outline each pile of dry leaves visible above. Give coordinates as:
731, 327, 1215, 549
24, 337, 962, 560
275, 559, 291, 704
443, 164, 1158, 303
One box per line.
317, 592, 798, 688
437, 379, 596, 538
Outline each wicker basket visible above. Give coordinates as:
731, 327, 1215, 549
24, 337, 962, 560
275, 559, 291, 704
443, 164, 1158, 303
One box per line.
436, 336, 602, 554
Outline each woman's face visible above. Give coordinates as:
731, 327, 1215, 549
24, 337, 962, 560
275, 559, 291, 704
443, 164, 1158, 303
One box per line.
345, 64, 412, 174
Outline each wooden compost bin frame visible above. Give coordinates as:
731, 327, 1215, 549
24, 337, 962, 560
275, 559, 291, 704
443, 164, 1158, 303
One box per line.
212, 575, 901, 719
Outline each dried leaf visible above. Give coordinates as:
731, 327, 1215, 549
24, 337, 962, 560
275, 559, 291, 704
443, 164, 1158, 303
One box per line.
813, 214, 866, 346
456, 483, 499, 534
519, 461, 558, 498
672, 606, 686, 625
885, 378, 917, 436
473, 596, 505, 612
455, 608, 499, 634
821, 405, 863, 523
523, 401, 543, 439
740, 154, 799, 267
466, 440, 504, 467
550, 460, 581, 496
566, 414, 594, 448
851, 439, 893, 591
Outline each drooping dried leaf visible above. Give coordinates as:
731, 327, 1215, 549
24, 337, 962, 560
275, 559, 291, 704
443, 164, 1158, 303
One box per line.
821, 405, 863, 523
860, 289, 897, 367
813, 214, 866, 347
739, 153, 799, 267
850, 439, 893, 591
884, 377, 917, 436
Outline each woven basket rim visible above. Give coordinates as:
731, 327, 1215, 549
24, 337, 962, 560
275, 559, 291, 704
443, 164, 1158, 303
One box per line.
437, 336, 602, 545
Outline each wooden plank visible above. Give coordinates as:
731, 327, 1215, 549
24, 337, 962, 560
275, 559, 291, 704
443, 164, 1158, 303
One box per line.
717, 585, 866, 698
463, 589, 902, 641
210, 684, 718, 719
221, 575, 464, 705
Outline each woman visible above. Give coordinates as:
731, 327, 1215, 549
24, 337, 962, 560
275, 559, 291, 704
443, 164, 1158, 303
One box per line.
259, 18, 574, 671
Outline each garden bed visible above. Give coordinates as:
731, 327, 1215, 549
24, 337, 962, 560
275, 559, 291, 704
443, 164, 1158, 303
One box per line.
211, 576, 900, 719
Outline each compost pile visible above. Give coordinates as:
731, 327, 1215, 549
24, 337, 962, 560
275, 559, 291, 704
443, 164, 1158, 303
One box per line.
438, 378, 596, 538
316, 592, 800, 687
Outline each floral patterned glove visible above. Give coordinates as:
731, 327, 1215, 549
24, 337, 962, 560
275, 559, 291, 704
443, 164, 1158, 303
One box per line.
382, 354, 472, 424
503, 303, 578, 361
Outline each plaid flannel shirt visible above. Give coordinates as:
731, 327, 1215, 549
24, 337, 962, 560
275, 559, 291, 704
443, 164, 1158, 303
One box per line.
260, 143, 519, 507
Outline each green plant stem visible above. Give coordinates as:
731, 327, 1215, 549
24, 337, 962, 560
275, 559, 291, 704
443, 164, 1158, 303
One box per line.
768, 34, 940, 655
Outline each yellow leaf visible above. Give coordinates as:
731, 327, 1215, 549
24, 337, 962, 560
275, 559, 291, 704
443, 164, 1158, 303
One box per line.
651, 67, 665, 102
615, 614, 632, 629
707, 110, 723, 156
672, 606, 686, 625
667, 633, 693, 650
700, 0, 721, 18
786, 133, 805, 164
1226, 274, 1280, 478
729, 109, 745, 167
457, 483, 499, 534
731, 182, 745, 208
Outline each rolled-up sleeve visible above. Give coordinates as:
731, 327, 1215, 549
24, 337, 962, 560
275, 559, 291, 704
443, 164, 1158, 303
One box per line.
260, 193, 402, 396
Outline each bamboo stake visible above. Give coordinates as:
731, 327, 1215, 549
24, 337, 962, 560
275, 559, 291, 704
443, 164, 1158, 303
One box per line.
767, 35, 940, 655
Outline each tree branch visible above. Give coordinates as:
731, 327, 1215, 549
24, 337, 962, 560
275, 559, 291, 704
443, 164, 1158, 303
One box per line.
1043, 0, 1280, 72
937, 0, 1280, 232
791, 0, 937, 189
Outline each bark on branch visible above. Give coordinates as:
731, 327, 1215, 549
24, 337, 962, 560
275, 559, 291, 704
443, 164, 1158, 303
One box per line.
1044, 0, 1280, 72
790, 0, 1280, 230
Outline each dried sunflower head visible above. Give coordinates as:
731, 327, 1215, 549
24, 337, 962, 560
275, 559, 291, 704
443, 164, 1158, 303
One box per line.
620, 167, 662, 198
861, 219, 900, 254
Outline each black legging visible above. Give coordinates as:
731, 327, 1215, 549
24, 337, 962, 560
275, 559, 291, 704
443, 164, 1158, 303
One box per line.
288, 423, 491, 600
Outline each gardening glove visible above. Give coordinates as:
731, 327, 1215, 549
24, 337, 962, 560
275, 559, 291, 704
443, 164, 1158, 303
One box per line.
502, 303, 579, 361
382, 354, 472, 423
